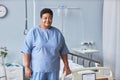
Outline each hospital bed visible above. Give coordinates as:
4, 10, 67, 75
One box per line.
59, 53, 113, 80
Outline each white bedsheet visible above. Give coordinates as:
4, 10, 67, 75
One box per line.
59, 59, 83, 80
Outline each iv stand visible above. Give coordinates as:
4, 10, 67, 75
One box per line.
37, 5, 80, 33
32, 3, 80, 33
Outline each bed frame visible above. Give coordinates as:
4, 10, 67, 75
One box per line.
68, 53, 101, 67
61, 67, 113, 80
61, 53, 113, 80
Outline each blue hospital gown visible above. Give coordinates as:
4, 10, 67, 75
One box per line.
21, 26, 69, 73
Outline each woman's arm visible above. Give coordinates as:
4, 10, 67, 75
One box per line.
24, 54, 32, 79
61, 54, 71, 75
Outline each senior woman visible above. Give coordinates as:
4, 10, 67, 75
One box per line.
21, 8, 71, 80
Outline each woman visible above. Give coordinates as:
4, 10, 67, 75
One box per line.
21, 8, 71, 80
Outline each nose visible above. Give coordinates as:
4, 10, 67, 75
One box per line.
47, 18, 52, 22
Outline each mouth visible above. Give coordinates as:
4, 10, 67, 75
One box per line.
46, 22, 51, 25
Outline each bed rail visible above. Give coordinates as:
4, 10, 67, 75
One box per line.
68, 53, 100, 67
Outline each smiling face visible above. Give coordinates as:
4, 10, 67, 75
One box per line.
40, 13, 53, 29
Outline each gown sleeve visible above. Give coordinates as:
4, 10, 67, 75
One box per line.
21, 29, 34, 54
59, 35, 69, 55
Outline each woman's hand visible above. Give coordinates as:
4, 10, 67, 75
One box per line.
63, 66, 71, 76
25, 67, 32, 79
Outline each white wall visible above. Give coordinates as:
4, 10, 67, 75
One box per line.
0, 0, 33, 64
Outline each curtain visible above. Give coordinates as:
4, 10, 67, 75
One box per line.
103, 0, 120, 79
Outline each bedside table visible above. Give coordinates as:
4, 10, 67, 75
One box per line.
6, 65, 23, 80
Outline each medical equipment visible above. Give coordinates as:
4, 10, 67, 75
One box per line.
24, 0, 29, 35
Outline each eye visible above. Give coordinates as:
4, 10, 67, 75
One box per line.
49, 17, 52, 20
43, 17, 47, 19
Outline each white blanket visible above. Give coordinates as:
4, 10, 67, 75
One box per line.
59, 60, 83, 80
